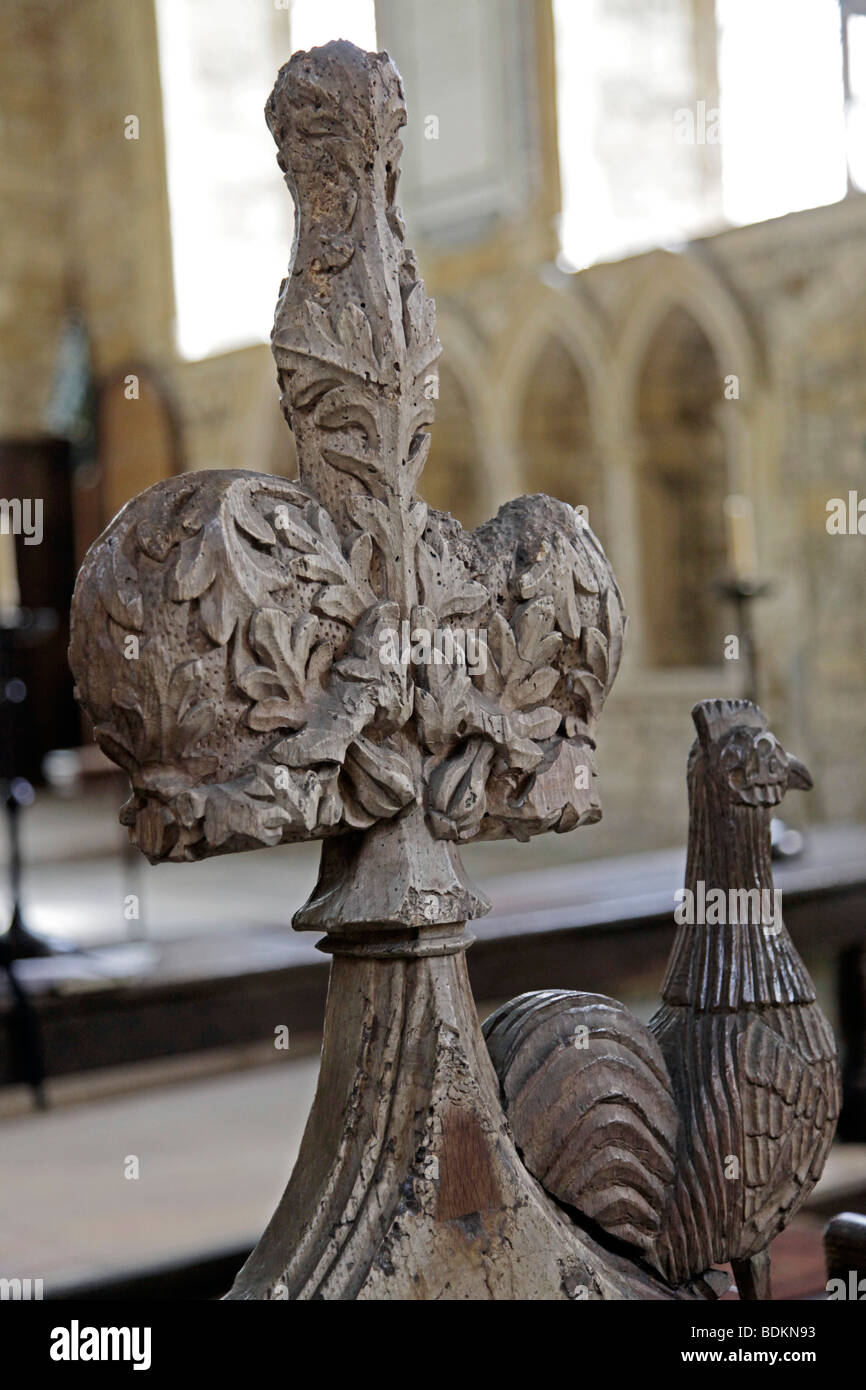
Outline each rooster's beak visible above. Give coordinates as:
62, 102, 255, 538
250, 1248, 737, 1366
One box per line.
786, 755, 813, 791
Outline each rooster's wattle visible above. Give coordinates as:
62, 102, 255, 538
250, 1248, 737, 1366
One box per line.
484, 699, 840, 1299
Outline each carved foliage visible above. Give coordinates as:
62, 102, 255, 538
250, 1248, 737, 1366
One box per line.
69, 43, 627, 865
71, 472, 625, 861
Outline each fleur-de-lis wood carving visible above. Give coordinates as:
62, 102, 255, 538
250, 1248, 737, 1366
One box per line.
68, 43, 836, 1300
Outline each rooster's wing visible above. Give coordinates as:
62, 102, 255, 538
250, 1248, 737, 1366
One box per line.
739, 1013, 839, 1250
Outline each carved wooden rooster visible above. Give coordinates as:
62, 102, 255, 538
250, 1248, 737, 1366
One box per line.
484, 699, 840, 1299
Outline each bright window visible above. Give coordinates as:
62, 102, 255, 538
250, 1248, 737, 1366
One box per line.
716, 0, 847, 225
554, 0, 850, 269
845, 11, 866, 188
289, 0, 377, 54
156, 0, 377, 361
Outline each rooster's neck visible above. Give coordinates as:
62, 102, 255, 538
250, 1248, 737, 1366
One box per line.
660, 767, 815, 1012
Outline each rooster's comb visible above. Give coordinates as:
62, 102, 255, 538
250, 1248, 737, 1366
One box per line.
692, 698, 768, 746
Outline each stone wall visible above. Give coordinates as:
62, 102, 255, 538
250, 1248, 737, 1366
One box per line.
0, 0, 173, 430
0, 0, 68, 436
426, 196, 866, 847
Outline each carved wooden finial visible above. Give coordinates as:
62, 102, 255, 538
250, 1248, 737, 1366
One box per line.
69, 40, 626, 939
68, 43, 675, 1301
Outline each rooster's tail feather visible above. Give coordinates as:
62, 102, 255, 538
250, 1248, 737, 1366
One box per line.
483, 990, 679, 1253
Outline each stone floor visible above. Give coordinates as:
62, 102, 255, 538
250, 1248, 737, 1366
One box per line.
0, 1053, 319, 1288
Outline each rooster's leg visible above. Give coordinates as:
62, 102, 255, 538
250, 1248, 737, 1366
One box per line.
732, 1249, 771, 1300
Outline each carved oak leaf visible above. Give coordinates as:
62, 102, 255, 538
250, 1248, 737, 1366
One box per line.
346, 494, 427, 601
273, 603, 412, 770
97, 528, 144, 630
346, 495, 428, 556
566, 637, 607, 732
205, 783, 292, 849
465, 599, 561, 770
348, 493, 428, 556
238, 607, 331, 733
415, 662, 473, 758
100, 651, 220, 777
318, 532, 376, 624
476, 600, 561, 712
518, 530, 599, 640
176, 776, 295, 852
272, 689, 373, 770
412, 604, 473, 757
415, 598, 562, 792
332, 600, 412, 730
416, 522, 488, 620
463, 704, 559, 775
344, 493, 392, 553
402, 272, 439, 373
304, 302, 374, 367
169, 762, 344, 860
279, 499, 377, 625
564, 590, 626, 739
170, 479, 282, 645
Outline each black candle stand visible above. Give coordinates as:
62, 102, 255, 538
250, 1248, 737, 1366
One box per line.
0, 606, 62, 1106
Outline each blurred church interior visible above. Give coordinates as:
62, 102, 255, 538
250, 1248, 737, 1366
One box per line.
1, 0, 865, 1297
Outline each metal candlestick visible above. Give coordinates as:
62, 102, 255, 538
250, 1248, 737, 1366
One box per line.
715, 576, 804, 860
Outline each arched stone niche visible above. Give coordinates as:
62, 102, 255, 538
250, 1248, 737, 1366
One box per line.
518, 335, 604, 535
635, 305, 728, 669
